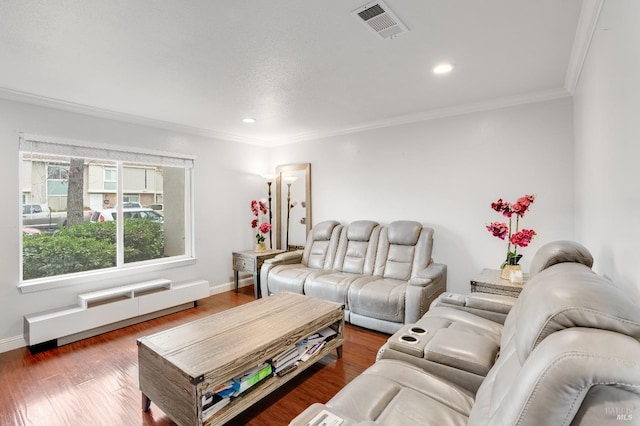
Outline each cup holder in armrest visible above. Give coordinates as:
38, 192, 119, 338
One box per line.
387, 325, 431, 358
399, 334, 419, 344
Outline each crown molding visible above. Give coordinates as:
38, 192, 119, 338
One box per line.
0, 87, 267, 146
565, 0, 604, 94
0, 85, 571, 148
275, 88, 572, 146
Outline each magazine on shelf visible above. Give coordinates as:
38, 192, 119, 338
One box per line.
271, 341, 309, 372
201, 392, 230, 420
272, 345, 302, 368
302, 327, 337, 347
300, 341, 326, 362
273, 356, 296, 373
213, 380, 235, 398
269, 327, 338, 376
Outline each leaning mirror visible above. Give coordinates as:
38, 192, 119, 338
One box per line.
275, 163, 311, 250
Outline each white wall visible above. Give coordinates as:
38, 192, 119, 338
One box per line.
573, 0, 640, 297
0, 89, 577, 350
272, 98, 575, 293
0, 98, 269, 349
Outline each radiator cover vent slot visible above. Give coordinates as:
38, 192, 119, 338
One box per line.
352, 1, 409, 40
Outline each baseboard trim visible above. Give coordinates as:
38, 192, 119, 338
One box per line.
209, 278, 254, 295
0, 335, 27, 354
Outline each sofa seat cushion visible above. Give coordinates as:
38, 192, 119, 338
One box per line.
325, 359, 472, 425
266, 264, 325, 295
348, 276, 407, 323
304, 271, 364, 306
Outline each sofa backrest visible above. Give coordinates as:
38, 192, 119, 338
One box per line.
373, 221, 433, 280
499, 240, 598, 347
469, 246, 640, 425
301, 220, 343, 269
332, 220, 381, 274
528, 239, 594, 277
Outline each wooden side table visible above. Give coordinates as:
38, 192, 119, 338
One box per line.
470, 268, 529, 297
233, 249, 285, 298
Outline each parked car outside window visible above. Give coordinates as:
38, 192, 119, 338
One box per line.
90, 208, 164, 223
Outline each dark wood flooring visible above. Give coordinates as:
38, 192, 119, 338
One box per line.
0, 286, 389, 425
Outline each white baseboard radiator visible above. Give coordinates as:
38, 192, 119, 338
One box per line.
24, 279, 209, 353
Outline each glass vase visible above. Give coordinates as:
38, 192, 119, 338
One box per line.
501, 264, 521, 280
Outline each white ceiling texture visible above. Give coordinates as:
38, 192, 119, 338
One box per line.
0, 1, 586, 146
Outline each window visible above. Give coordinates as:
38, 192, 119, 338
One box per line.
104, 166, 117, 191
19, 134, 195, 290
46, 164, 70, 210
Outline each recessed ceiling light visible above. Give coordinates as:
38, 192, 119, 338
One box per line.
242, 118, 256, 124
433, 63, 454, 75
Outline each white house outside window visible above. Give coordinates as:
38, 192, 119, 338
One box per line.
19, 134, 195, 291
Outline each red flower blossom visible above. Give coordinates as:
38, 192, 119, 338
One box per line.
486, 222, 509, 240
510, 194, 536, 218
510, 202, 525, 217
251, 219, 258, 228
259, 222, 272, 234
510, 229, 536, 248
517, 194, 535, 208
491, 199, 513, 218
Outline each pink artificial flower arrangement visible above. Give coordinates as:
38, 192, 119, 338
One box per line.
251, 200, 271, 244
486, 194, 537, 266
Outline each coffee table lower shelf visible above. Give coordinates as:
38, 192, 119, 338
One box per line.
137, 292, 345, 426
204, 342, 341, 425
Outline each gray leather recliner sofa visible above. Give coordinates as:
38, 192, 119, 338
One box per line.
375, 240, 596, 393
290, 241, 640, 425
260, 220, 447, 334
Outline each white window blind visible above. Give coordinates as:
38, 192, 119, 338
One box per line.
19, 133, 194, 168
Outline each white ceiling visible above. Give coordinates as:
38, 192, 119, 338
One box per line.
0, 1, 585, 146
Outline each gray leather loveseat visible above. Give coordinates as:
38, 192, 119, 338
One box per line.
290, 241, 640, 425
260, 220, 447, 334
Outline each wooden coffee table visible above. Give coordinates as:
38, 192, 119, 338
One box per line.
137, 292, 345, 426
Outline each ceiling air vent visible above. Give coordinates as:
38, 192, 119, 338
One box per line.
352, 1, 409, 40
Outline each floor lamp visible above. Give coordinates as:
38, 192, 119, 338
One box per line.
262, 175, 274, 249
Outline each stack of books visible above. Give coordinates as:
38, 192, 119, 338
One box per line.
269, 327, 338, 374
201, 380, 235, 420
231, 362, 273, 396
271, 343, 307, 374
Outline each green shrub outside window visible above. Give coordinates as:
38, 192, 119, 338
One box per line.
23, 219, 165, 280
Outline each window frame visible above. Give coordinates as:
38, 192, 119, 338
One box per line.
18, 133, 196, 294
